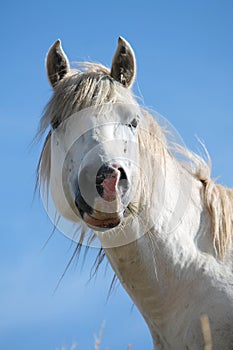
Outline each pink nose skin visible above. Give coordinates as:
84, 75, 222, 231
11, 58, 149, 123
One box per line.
96, 164, 128, 203
101, 169, 120, 201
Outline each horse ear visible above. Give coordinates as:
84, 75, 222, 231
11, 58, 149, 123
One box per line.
46, 39, 70, 88
110, 37, 136, 88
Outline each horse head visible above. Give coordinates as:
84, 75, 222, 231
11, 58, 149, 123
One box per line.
45, 38, 142, 233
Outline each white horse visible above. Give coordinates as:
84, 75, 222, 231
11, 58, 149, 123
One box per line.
37, 37, 233, 349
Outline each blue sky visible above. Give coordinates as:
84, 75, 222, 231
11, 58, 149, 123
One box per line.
1, 1, 232, 349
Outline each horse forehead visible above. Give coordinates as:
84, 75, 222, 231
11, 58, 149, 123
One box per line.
51, 120, 136, 165
57, 108, 133, 137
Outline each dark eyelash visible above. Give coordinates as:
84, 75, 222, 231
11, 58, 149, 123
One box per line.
127, 118, 138, 128
51, 119, 60, 130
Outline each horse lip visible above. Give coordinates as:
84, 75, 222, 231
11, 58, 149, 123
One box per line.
82, 212, 122, 231
75, 183, 129, 230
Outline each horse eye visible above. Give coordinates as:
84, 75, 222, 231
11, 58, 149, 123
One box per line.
131, 118, 138, 128
51, 119, 60, 130
127, 118, 138, 129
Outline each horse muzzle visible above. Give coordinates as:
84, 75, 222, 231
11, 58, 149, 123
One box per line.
75, 163, 130, 231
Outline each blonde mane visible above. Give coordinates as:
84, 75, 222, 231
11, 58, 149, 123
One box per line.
37, 62, 233, 259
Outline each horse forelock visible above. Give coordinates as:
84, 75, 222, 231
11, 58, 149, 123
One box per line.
38, 63, 137, 134
36, 61, 233, 261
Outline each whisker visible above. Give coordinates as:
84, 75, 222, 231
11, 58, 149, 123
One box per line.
107, 274, 118, 301
127, 202, 138, 217
40, 212, 61, 252
53, 243, 81, 294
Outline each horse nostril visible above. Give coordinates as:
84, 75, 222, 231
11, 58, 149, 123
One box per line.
95, 164, 128, 199
118, 167, 127, 181
96, 164, 114, 197
96, 182, 104, 197
118, 167, 129, 197
97, 164, 115, 177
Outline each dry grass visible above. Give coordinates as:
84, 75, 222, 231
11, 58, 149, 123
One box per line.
59, 315, 213, 350
59, 343, 77, 350
58, 322, 131, 350
201, 314, 212, 350
94, 321, 131, 350
59, 342, 130, 350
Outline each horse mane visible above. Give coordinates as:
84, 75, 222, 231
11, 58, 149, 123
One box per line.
204, 181, 233, 258
37, 62, 233, 260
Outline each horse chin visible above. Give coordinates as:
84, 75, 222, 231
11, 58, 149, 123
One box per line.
83, 212, 122, 231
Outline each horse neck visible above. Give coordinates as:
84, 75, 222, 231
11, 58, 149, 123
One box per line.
104, 150, 214, 347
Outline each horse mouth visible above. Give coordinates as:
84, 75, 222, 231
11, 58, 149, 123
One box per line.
82, 212, 122, 231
